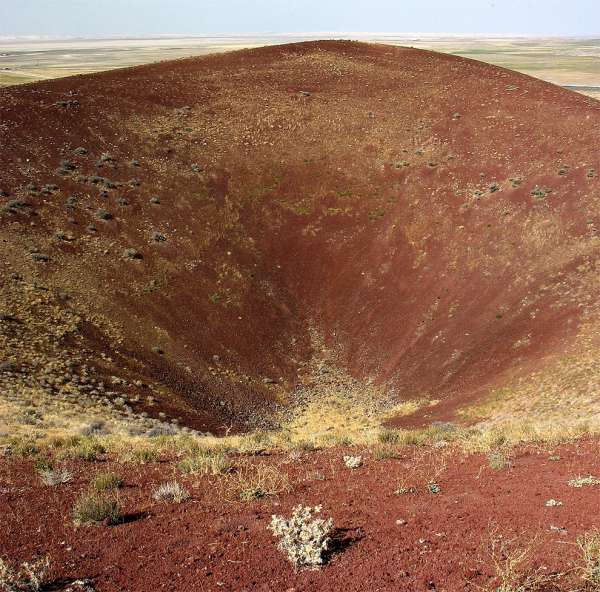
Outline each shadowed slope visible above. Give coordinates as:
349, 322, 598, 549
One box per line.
2, 40, 600, 434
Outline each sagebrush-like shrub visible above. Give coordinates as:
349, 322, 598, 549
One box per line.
152, 481, 190, 503
39, 468, 72, 486
269, 505, 333, 569
343, 455, 362, 469
0, 555, 50, 592
488, 449, 511, 471
568, 475, 600, 488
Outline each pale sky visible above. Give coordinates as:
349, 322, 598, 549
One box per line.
1, 0, 599, 38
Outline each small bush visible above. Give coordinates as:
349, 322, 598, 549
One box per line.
488, 449, 511, 471
372, 445, 398, 460
33, 457, 53, 472
0, 555, 50, 592
72, 492, 120, 526
377, 429, 400, 444
39, 468, 72, 487
269, 505, 333, 569
98, 152, 114, 164
487, 532, 550, 592
343, 455, 362, 469
568, 475, 600, 488
427, 482, 441, 494
152, 481, 190, 503
80, 420, 109, 436
92, 472, 123, 491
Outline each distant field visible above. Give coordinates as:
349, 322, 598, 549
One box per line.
1, 34, 600, 99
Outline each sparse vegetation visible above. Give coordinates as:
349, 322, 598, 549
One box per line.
119, 447, 160, 464
372, 445, 398, 460
485, 532, 551, 592
58, 438, 105, 462
578, 530, 600, 587
178, 450, 231, 475
91, 472, 123, 491
531, 186, 551, 199
568, 475, 600, 488
488, 449, 512, 470
95, 209, 112, 220
227, 464, 291, 502
72, 492, 121, 526
123, 248, 142, 260
377, 428, 400, 444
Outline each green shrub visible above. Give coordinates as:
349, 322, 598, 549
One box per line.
377, 429, 400, 444
92, 472, 123, 491
372, 445, 398, 460
72, 492, 120, 526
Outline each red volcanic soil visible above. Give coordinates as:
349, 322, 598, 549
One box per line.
2, 40, 600, 430
2, 440, 600, 591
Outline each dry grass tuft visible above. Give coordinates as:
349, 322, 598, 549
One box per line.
72, 491, 121, 526
91, 472, 123, 491
484, 530, 557, 592
578, 530, 600, 587
178, 450, 231, 475
225, 463, 291, 502
152, 481, 190, 503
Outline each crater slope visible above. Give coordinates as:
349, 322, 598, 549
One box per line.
2, 40, 600, 437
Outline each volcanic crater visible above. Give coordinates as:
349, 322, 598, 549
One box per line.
2, 40, 600, 436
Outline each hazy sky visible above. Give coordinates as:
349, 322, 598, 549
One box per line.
1, 0, 599, 38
